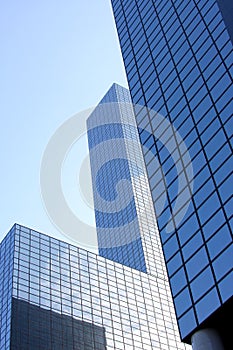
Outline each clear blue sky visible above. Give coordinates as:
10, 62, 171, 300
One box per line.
0, 0, 128, 247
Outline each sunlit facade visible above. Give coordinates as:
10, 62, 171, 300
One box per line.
111, 0, 233, 347
87, 83, 167, 280
87, 83, 147, 272
0, 224, 190, 350
0, 85, 192, 350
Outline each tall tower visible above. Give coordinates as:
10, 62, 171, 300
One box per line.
110, 0, 233, 347
87, 83, 167, 279
0, 84, 191, 349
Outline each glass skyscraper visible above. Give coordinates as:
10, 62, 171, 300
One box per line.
87, 83, 168, 280
110, 0, 233, 348
87, 83, 148, 272
0, 84, 191, 349
0, 224, 191, 350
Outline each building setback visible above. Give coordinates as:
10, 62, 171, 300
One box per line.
0, 84, 191, 349
0, 224, 191, 350
110, 0, 233, 348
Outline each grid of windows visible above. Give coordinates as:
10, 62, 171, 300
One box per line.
0, 228, 14, 350
1, 224, 191, 350
87, 83, 168, 280
111, 0, 233, 344
11, 299, 107, 350
87, 84, 147, 272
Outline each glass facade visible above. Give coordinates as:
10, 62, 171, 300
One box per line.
87, 83, 168, 280
111, 0, 233, 346
0, 227, 14, 350
0, 224, 191, 350
87, 84, 147, 272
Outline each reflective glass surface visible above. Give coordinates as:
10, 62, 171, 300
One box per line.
0, 227, 14, 350
0, 224, 191, 350
87, 84, 168, 280
111, 0, 233, 343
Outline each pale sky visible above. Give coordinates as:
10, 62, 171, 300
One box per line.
0, 0, 128, 249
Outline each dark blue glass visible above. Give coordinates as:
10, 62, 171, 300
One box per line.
175, 287, 192, 317
112, 0, 233, 342
170, 267, 187, 296
191, 267, 215, 302
207, 224, 232, 259
182, 232, 204, 260
178, 309, 197, 340
213, 244, 233, 280
186, 247, 209, 280
219, 271, 233, 302
195, 288, 221, 323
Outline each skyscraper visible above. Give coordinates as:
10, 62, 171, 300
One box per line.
110, 0, 233, 348
87, 83, 148, 272
0, 84, 191, 349
87, 83, 167, 280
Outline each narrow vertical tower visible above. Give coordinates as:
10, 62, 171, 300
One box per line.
87, 83, 167, 280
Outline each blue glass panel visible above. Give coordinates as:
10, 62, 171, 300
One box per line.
193, 165, 211, 193
214, 156, 232, 185
165, 163, 178, 189
211, 73, 231, 102
219, 99, 233, 123
218, 174, 233, 203
87, 124, 123, 149
178, 308, 197, 340
182, 232, 204, 261
185, 135, 202, 161
213, 244, 233, 280
223, 116, 233, 140
191, 267, 215, 302
192, 95, 213, 122
191, 151, 206, 175
144, 135, 155, 149
219, 271, 233, 302
201, 118, 221, 145
216, 84, 233, 112
186, 247, 209, 280
163, 234, 179, 261
206, 63, 226, 90
194, 178, 215, 207
170, 267, 187, 296
199, 45, 218, 72
174, 287, 192, 317
158, 206, 172, 232
152, 181, 166, 202
209, 143, 231, 173
202, 208, 226, 240
195, 288, 221, 324
167, 252, 182, 276
99, 237, 147, 272
95, 200, 137, 228
198, 192, 221, 225
175, 203, 197, 243
167, 176, 179, 203
224, 197, 233, 219
207, 224, 232, 259
173, 107, 191, 131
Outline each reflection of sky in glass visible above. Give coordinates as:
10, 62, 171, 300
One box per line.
111, 0, 233, 342
3, 224, 191, 350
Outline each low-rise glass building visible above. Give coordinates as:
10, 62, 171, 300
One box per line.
0, 224, 190, 350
